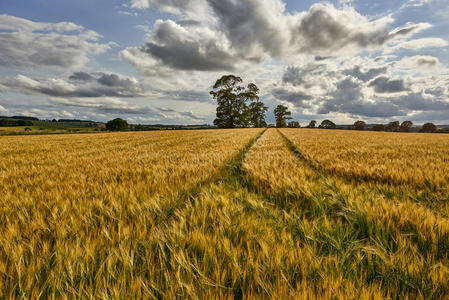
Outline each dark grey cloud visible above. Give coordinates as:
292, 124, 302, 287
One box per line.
315, 56, 331, 61
344, 66, 388, 82
143, 43, 235, 71
69, 72, 95, 82
176, 20, 202, 27
2, 73, 143, 98
317, 77, 362, 114
374, 56, 386, 62
293, 6, 390, 53
390, 93, 449, 111
417, 57, 438, 66
272, 87, 312, 108
158, 107, 176, 113
425, 87, 445, 97
411, 110, 449, 122
50, 98, 155, 115
139, 19, 239, 71
179, 111, 204, 120
96, 73, 137, 88
157, 107, 204, 120
282, 66, 306, 86
317, 77, 406, 117
282, 64, 327, 87
340, 101, 407, 118
204, 0, 287, 58
161, 89, 211, 102
368, 76, 408, 93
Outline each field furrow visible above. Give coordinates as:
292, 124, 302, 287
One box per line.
278, 128, 449, 188
279, 128, 449, 216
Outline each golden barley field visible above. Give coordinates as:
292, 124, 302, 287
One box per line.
1, 128, 449, 299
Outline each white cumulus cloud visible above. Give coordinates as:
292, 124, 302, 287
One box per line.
0, 14, 113, 69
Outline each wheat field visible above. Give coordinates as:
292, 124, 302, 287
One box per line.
1, 128, 448, 298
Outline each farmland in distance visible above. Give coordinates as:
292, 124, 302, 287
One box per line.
1, 128, 448, 299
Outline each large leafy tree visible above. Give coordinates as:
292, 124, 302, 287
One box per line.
372, 124, 386, 131
287, 121, 301, 128
353, 120, 366, 130
320, 119, 337, 129
400, 120, 413, 132
420, 122, 437, 133
247, 101, 268, 127
210, 75, 262, 128
386, 121, 400, 132
244, 83, 267, 128
274, 105, 292, 128
307, 120, 317, 128
106, 118, 129, 131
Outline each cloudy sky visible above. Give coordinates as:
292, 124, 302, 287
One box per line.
0, 0, 448, 125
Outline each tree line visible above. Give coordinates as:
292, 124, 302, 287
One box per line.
210, 75, 447, 133
0, 118, 34, 127
346, 120, 443, 133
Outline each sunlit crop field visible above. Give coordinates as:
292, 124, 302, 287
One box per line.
1, 128, 448, 298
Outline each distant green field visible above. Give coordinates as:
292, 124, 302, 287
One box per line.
31, 120, 101, 128
0, 126, 34, 131
0, 118, 105, 136
0, 126, 99, 135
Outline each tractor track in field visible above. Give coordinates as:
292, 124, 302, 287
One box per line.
277, 129, 449, 196
149, 129, 267, 299
277, 128, 449, 218
276, 127, 448, 223
155, 128, 267, 230
277, 128, 449, 260
277, 128, 398, 186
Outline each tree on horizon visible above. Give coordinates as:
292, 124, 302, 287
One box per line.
247, 100, 268, 128
211, 75, 266, 128
307, 120, 317, 128
320, 119, 337, 129
106, 118, 129, 131
353, 120, 366, 130
400, 121, 413, 132
274, 105, 292, 128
